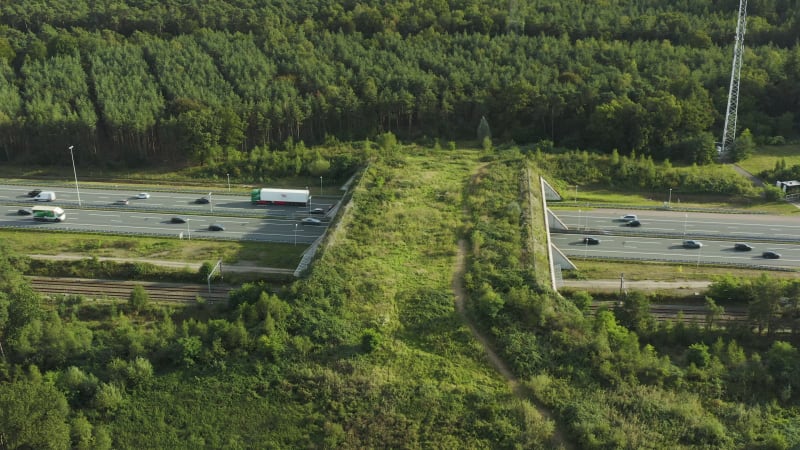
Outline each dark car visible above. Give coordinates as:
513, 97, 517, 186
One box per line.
582, 237, 600, 245
170, 217, 187, 224
27, 189, 42, 197
208, 224, 225, 231
625, 219, 641, 227
762, 251, 781, 259
17, 208, 32, 215
194, 197, 210, 204
310, 208, 326, 215
113, 199, 129, 206
734, 243, 753, 251
682, 240, 703, 249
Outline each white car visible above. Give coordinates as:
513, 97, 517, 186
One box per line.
620, 214, 638, 222
136, 193, 150, 199
301, 217, 322, 225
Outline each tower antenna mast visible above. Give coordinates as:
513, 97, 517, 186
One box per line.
720, 0, 748, 161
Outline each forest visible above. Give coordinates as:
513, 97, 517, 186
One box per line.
0, 0, 798, 168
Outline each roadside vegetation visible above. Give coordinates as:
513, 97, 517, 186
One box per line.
463, 151, 800, 448
569, 259, 799, 281
0, 229, 303, 268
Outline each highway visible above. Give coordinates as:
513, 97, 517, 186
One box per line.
555, 208, 800, 242
551, 206, 800, 269
551, 233, 800, 269
0, 184, 333, 243
0, 184, 333, 218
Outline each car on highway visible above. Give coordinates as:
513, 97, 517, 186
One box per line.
208, 224, 225, 231
310, 207, 326, 215
194, 197, 210, 204
762, 251, 781, 259
17, 208, 32, 215
620, 214, 638, 222
113, 199, 129, 206
683, 240, 703, 249
624, 219, 641, 227
136, 193, 150, 199
582, 237, 600, 245
170, 217, 187, 224
27, 189, 42, 197
734, 243, 753, 251
301, 217, 322, 225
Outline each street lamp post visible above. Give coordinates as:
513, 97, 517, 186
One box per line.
578, 209, 581, 231
668, 188, 672, 208
208, 192, 213, 213
68, 145, 81, 207
186, 219, 190, 240
320, 176, 323, 195
294, 223, 298, 246
683, 213, 688, 238
575, 185, 578, 204
227, 173, 230, 192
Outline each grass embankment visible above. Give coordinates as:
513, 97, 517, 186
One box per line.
737, 143, 800, 174
0, 229, 301, 268
568, 259, 798, 281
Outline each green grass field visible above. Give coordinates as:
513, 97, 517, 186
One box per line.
737, 143, 800, 174
0, 229, 302, 268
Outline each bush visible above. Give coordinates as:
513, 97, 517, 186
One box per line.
128, 285, 149, 313
361, 328, 383, 353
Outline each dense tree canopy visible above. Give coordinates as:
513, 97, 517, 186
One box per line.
0, 0, 796, 167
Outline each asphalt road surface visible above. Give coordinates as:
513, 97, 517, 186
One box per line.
0, 184, 333, 243
551, 234, 800, 268
555, 208, 800, 242
0, 184, 332, 218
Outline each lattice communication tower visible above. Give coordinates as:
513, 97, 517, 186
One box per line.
720, 0, 748, 160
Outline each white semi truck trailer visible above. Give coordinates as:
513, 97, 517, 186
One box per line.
250, 188, 310, 206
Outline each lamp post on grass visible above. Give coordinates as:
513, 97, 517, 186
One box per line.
68, 145, 81, 207
668, 188, 673, 208
320, 176, 323, 195
227, 173, 231, 192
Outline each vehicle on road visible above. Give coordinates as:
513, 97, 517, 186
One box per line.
251, 188, 310, 206
33, 191, 56, 202
582, 237, 600, 245
624, 219, 641, 227
762, 251, 781, 259
208, 224, 225, 231
301, 217, 322, 225
734, 243, 753, 251
113, 199, 129, 206
170, 217, 187, 224
136, 193, 150, 199
17, 208, 32, 215
32, 206, 65, 222
310, 207, 326, 215
194, 197, 210, 204
683, 240, 703, 249
27, 189, 42, 197
620, 214, 638, 222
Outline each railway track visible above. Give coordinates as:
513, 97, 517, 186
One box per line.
28, 276, 232, 304
591, 301, 749, 324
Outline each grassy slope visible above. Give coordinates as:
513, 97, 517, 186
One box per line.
737, 143, 800, 174
0, 229, 303, 268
